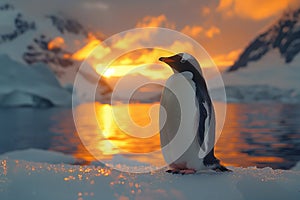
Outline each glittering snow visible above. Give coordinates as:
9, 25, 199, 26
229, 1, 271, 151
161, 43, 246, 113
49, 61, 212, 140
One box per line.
0, 149, 299, 200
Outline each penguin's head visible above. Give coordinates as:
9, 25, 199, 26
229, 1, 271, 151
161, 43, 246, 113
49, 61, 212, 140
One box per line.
159, 53, 202, 75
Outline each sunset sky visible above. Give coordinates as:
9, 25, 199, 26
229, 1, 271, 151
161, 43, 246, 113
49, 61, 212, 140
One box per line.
14, 0, 300, 68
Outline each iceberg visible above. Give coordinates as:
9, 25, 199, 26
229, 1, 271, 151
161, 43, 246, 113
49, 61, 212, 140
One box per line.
0, 54, 71, 107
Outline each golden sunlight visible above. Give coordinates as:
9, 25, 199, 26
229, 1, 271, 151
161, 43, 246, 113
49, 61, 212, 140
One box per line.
103, 68, 116, 78
95, 49, 174, 80
69, 28, 223, 80
48, 37, 65, 50
72, 39, 101, 60
217, 0, 296, 20
95, 103, 161, 154
213, 49, 242, 68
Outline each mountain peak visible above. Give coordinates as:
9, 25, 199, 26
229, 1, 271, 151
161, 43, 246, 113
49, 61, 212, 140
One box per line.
0, 2, 89, 79
0, 3, 14, 11
228, 7, 300, 72
46, 15, 88, 36
0, 2, 112, 102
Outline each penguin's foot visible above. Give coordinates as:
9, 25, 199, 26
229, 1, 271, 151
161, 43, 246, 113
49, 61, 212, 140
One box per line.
166, 169, 196, 175
212, 165, 232, 172
179, 169, 196, 175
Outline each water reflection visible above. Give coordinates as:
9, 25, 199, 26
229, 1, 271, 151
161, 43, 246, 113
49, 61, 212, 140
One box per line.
94, 103, 161, 153
72, 103, 300, 169
0, 103, 299, 169
72, 103, 166, 169
216, 103, 300, 169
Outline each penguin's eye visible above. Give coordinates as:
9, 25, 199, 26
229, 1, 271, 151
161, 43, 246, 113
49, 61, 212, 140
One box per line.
180, 53, 191, 63
180, 58, 186, 63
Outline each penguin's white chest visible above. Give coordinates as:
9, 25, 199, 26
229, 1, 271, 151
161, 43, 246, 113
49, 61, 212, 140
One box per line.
159, 72, 207, 171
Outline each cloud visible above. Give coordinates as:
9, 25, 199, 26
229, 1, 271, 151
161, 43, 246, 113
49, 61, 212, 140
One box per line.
205, 26, 220, 38
201, 6, 211, 16
136, 15, 216, 39
213, 48, 242, 67
217, 0, 299, 20
83, 1, 109, 11
181, 25, 204, 38
47, 37, 65, 50
181, 25, 221, 39
147, 64, 165, 71
12, 0, 110, 18
135, 15, 175, 29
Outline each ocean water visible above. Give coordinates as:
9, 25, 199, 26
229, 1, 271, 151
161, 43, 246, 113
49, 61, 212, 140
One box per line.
0, 103, 299, 169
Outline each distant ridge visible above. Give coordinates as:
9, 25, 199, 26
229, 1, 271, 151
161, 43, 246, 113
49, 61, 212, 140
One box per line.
228, 8, 300, 72
0, 2, 111, 103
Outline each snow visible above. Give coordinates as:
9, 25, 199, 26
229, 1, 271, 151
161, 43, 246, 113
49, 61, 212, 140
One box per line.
0, 3, 90, 85
0, 4, 113, 103
0, 149, 75, 164
0, 149, 300, 200
218, 50, 300, 103
0, 54, 72, 107
292, 162, 300, 171
0, 9, 36, 64
0, 3, 85, 64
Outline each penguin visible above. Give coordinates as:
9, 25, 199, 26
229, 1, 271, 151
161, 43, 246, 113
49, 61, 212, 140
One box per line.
159, 53, 230, 174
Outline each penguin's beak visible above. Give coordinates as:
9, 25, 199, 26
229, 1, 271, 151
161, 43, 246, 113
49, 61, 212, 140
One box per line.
159, 57, 174, 63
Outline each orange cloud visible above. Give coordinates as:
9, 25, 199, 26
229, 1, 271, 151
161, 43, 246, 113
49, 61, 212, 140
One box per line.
181, 25, 203, 38
217, 0, 298, 20
72, 15, 220, 80
72, 39, 101, 60
111, 29, 155, 50
205, 26, 221, 38
48, 37, 65, 50
213, 49, 242, 67
72, 27, 199, 79
137, 15, 219, 40
217, 0, 233, 11
100, 49, 173, 79
202, 6, 211, 16
181, 25, 221, 39
71, 33, 111, 62
136, 15, 175, 28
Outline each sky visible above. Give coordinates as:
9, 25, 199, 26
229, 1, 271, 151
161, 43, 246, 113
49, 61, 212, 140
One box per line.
12, 0, 300, 68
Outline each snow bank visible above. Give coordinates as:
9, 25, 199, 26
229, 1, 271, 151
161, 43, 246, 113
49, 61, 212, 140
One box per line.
0, 55, 72, 107
218, 50, 300, 103
291, 162, 300, 171
0, 149, 299, 200
0, 149, 76, 164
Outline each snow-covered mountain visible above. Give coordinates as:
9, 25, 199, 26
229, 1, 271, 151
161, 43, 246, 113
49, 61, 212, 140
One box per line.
219, 8, 300, 103
0, 2, 111, 106
0, 3, 84, 78
228, 8, 300, 72
218, 50, 300, 102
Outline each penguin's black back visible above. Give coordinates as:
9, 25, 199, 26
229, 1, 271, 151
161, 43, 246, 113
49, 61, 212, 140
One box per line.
185, 62, 219, 166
